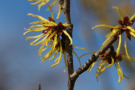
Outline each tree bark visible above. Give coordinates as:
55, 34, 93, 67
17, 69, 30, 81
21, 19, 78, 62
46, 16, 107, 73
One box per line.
61, 0, 75, 90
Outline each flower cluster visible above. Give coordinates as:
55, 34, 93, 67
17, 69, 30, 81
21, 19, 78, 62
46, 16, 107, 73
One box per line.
28, 0, 61, 19
88, 46, 129, 83
90, 6, 135, 82
25, 0, 134, 84
24, 13, 72, 70
24, 0, 91, 72
92, 6, 135, 62
24, 13, 89, 71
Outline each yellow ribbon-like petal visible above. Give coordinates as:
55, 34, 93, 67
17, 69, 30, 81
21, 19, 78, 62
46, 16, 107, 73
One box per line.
29, 25, 44, 29
100, 37, 111, 51
38, 37, 49, 56
23, 30, 31, 35
88, 58, 101, 72
112, 6, 124, 21
51, 41, 63, 68
47, 0, 56, 10
96, 61, 106, 82
30, 31, 52, 46
41, 48, 56, 62
31, 0, 41, 5
92, 24, 114, 30
114, 63, 121, 83
63, 23, 68, 27
116, 35, 121, 56
30, 21, 41, 25
122, 54, 135, 62
105, 29, 119, 38
41, 35, 58, 61
25, 33, 43, 40
114, 25, 122, 29
42, 22, 57, 26
28, 28, 47, 31
79, 52, 94, 59
106, 57, 114, 68
114, 60, 123, 83
28, 0, 37, 1
127, 26, 135, 33
42, 45, 51, 52
52, 34, 58, 50
56, 5, 62, 19
129, 14, 135, 21
73, 46, 89, 51
43, 0, 54, 19
63, 30, 72, 45
88, 62, 96, 72
124, 37, 130, 59
49, 48, 59, 60
100, 61, 108, 74
72, 50, 81, 67
124, 37, 135, 62
38, 31, 53, 56
30, 34, 45, 46
130, 31, 135, 39
123, 74, 130, 79
117, 61, 123, 80
28, 13, 49, 22
38, 2, 46, 11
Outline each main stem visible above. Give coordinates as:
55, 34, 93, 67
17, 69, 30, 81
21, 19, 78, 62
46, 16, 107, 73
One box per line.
62, 0, 75, 90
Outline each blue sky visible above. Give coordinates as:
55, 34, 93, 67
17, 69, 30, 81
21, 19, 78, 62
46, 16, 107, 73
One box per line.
0, 0, 135, 90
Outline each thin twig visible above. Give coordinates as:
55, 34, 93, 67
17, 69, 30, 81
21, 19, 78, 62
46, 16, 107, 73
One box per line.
60, 0, 122, 90
60, 0, 75, 90
70, 35, 117, 80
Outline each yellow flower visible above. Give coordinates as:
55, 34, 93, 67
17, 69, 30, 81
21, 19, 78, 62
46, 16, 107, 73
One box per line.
24, 13, 89, 71
29, 0, 61, 19
92, 6, 135, 62
88, 46, 129, 83
23, 13, 72, 45
23, 13, 71, 66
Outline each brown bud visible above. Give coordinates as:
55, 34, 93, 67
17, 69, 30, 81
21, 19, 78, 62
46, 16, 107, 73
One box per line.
58, 22, 63, 26
48, 17, 55, 22
124, 16, 129, 22
118, 20, 123, 25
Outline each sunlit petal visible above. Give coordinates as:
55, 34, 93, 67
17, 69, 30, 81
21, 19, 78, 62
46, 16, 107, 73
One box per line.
49, 48, 59, 60
28, 13, 49, 21
92, 24, 114, 30
116, 35, 121, 56
105, 29, 119, 38
129, 14, 135, 21
72, 50, 81, 67
63, 30, 72, 45
100, 37, 111, 51
51, 41, 63, 68
127, 26, 135, 33
112, 6, 124, 21
130, 31, 135, 39
114, 63, 121, 83
124, 37, 135, 62
73, 46, 89, 51
106, 57, 114, 68
57, 5, 62, 19
79, 52, 94, 59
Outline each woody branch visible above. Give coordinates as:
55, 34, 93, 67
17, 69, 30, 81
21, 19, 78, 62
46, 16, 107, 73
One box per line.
60, 0, 75, 90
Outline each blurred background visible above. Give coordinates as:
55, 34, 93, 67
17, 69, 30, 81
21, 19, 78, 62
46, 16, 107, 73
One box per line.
0, 0, 135, 90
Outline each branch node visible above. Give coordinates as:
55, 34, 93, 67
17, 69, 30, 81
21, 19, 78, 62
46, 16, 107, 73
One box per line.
67, 24, 73, 30
59, 0, 64, 5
